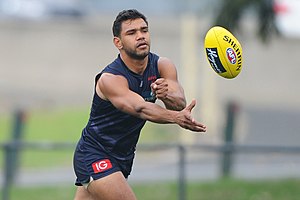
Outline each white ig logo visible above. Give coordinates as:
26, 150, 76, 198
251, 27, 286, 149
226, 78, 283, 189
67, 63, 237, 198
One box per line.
95, 160, 108, 171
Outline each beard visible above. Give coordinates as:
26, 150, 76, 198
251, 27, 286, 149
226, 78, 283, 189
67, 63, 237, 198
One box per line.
123, 45, 150, 60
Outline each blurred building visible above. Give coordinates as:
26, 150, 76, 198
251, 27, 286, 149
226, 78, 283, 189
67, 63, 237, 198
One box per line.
0, 0, 220, 19
0, 0, 86, 19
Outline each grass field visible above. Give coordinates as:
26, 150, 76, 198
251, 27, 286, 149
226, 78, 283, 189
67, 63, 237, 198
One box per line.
0, 107, 89, 168
0, 107, 179, 168
7, 179, 300, 200
0, 107, 179, 143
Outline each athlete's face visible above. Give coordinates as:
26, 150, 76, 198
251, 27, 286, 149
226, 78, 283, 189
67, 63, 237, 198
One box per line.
114, 18, 150, 60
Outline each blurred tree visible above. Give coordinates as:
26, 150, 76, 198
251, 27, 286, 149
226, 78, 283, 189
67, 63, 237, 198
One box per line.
214, 0, 279, 42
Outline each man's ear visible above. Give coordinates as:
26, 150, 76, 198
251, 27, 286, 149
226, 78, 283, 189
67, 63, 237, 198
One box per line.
113, 37, 123, 50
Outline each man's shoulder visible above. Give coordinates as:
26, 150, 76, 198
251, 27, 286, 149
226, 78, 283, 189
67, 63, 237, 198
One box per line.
102, 56, 125, 75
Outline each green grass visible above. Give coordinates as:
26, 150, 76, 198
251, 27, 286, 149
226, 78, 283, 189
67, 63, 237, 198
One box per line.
184, 178, 300, 200
9, 184, 76, 200
1, 107, 179, 143
7, 179, 300, 200
0, 114, 12, 141
0, 107, 89, 168
0, 107, 89, 142
0, 107, 179, 142
23, 107, 90, 142
0, 107, 180, 168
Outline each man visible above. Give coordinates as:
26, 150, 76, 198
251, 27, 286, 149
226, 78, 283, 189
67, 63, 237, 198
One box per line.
73, 9, 207, 200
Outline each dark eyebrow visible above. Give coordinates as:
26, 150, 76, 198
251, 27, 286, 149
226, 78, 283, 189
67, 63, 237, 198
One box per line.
125, 28, 136, 33
125, 26, 148, 34
141, 26, 148, 30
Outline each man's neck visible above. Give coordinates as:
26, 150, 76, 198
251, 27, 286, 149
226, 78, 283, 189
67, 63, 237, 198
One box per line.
120, 53, 148, 75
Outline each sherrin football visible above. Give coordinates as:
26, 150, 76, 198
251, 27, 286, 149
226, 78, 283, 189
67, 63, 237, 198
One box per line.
204, 26, 243, 79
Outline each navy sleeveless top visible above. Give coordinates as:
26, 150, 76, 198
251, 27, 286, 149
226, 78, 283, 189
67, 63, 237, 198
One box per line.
81, 52, 160, 161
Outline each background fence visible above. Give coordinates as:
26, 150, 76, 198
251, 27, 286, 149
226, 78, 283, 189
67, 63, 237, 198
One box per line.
1, 107, 300, 200
2, 141, 300, 200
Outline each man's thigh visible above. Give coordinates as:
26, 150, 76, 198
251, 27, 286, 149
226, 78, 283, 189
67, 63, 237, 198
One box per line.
74, 186, 94, 200
87, 171, 137, 200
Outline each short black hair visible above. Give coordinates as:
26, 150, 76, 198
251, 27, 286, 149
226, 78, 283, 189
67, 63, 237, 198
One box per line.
112, 9, 148, 37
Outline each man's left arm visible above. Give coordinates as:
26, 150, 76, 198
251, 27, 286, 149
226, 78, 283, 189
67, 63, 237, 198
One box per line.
151, 57, 186, 111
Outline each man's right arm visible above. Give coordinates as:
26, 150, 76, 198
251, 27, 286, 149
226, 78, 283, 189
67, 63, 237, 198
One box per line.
97, 73, 206, 132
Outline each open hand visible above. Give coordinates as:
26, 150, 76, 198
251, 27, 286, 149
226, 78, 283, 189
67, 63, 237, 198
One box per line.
175, 99, 207, 132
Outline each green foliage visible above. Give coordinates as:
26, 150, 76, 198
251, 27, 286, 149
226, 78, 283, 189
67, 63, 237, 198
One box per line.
214, 0, 279, 42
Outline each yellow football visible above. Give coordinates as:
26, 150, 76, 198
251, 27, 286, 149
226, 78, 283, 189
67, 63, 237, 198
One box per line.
204, 26, 243, 79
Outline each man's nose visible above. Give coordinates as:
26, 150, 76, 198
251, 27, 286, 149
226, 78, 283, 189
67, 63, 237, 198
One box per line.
136, 31, 145, 40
